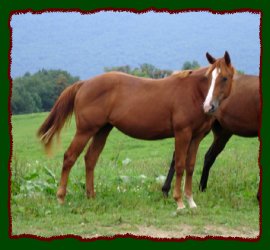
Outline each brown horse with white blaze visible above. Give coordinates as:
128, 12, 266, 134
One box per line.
162, 72, 260, 199
38, 52, 235, 210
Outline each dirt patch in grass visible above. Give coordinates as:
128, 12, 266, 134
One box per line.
82, 224, 259, 240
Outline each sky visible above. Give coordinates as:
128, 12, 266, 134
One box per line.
11, 11, 260, 79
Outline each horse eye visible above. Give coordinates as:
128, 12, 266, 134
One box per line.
222, 77, 228, 82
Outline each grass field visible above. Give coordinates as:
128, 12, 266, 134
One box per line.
11, 112, 260, 239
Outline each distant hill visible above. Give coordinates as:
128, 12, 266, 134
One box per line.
11, 11, 260, 80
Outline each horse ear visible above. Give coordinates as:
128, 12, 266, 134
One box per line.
206, 52, 216, 64
224, 51, 231, 66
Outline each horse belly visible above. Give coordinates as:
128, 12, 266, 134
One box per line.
220, 117, 258, 137
111, 117, 173, 140
217, 106, 258, 137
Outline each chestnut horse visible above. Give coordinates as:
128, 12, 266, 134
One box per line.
38, 52, 235, 210
162, 72, 260, 199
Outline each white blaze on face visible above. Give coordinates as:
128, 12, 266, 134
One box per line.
203, 67, 220, 113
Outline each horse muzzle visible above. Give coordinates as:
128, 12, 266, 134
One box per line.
203, 101, 219, 114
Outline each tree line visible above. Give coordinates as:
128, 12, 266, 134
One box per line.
11, 61, 200, 115
12, 69, 80, 114
104, 63, 173, 79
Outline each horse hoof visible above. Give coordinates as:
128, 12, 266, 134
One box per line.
57, 197, 65, 205
185, 195, 197, 209
162, 191, 169, 198
57, 187, 66, 204
187, 200, 197, 209
87, 192, 96, 199
176, 204, 186, 210
189, 204, 197, 209
199, 184, 206, 192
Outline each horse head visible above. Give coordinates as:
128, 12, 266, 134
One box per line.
203, 51, 235, 114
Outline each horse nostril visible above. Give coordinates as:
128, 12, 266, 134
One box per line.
209, 104, 215, 113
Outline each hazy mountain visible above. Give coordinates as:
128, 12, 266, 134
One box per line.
11, 11, 260, 79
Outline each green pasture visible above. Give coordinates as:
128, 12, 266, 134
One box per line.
11, 112, 260, 238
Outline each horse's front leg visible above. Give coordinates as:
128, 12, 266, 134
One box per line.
173, 128, 192, 210
184, 135, 204, 208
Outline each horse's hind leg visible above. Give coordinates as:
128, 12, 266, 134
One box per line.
162, 152, 175, 198
84, 124, 113, 199
57, 130, 93, 204
199, 125, 232, 192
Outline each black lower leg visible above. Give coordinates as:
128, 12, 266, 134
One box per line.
162, 152, 175, 197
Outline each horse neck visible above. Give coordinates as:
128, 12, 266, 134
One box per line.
185, 67, 210, 102
190, 75, 210, 105
172, 68, 210, 108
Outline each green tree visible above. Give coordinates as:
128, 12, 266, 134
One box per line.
11, 69, 80, 114
182, 60, 200, 70
237, 70, 245, 74
104, 65, 131, 74
104, 63, 172, 79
